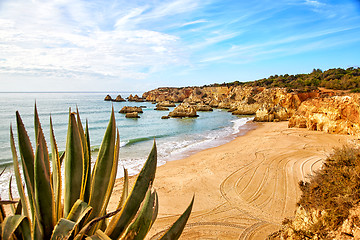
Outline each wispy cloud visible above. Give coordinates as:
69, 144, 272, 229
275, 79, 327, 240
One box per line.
0, 0, 359, 90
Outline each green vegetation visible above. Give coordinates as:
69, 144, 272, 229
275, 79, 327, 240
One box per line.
291, 146, 360, 238
0, 106, 193, 240
206, 67, 360, 91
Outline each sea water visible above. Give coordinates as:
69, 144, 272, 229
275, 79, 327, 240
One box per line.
0, 92, 254, 198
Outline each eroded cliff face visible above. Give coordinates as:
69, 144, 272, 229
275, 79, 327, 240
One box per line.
288, 95, 360, 135
142, 86, 319, 122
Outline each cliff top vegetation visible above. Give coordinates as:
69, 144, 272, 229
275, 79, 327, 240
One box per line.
205, 67, 360, 92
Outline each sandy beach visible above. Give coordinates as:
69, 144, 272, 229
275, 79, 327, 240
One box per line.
109, 121, 357, 239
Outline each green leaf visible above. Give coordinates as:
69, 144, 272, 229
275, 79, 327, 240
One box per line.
34, 129, 55, 238
105, 140, 157, 239
66, 199, 93, 224
34, 104, 51, 179
2, 215, 31, 240
87, 108, 116, 221
50, 116, 62, 221
15, 112, 36, 219
64, 110, 85, 217
121, 189, 158, 240
10, 125, 30, 218
8, 176, 16, 214
84, 119, 92, 203
50, 218, 76, 240
76, 108, 90, 202
159, 195, 194, 240
118, 168, 129, 210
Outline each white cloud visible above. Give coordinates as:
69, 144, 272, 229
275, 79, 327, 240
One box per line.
0, 0, 189, 91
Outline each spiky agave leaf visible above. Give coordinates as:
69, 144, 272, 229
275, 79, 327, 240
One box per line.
105, 140, 157, 239
159, 195, 194, 240
10, 125, 29, 218
15, 112, 36, 219
51, 200, 93, 240
120, 189, 158, 240
50, 116, 62, 221
1, 215, 31, 240
87, 108, 117, 222
64, 110, 85, 217
76, 108, 91, 202
34, 129, 55, 238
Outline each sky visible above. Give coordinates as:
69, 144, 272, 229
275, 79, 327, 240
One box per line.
0, 0, 360, 92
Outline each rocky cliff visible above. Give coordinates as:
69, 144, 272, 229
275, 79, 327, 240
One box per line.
142, 86, 320, 122
288, 95, 360, 135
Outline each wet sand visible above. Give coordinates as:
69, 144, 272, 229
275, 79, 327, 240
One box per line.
109, 121, 356, 239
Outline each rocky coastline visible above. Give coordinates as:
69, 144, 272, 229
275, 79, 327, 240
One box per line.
106, 85, 360, 136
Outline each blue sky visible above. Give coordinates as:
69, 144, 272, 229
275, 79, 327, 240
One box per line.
0, 0, 359, 92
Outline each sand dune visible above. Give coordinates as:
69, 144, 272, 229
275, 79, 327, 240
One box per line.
110, 121, 356, 239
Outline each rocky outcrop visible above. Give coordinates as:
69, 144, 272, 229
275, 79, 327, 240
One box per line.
156, 101, 176, 107
288, 95, 360, 135
168, 103, 198, 118
125, 112, 140, 118
142, 86, 321, 121
195, 104, 213, 111
142, 87, 193, 102
161, 116, 170, 119
154, 106, 169, 111
127, 94, 145, 102
113, 95, 126, 102
254, 105, 289, 122
104, 95, 112, 101
119, 106, 143, 114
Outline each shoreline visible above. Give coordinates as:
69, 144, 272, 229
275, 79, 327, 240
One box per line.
109, 121, 357, 239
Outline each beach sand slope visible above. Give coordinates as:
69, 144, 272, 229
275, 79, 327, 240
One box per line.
110, 121, 356, 239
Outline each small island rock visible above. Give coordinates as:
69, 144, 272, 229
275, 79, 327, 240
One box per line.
119, 106, 143, 113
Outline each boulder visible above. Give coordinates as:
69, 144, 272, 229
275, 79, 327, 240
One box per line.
104, 95, 112, 101
119, 106, 143, 113
168, 103, 198, 118
161, 116, 170, 119
112, 95, 126, 102
125, 112, 140, 118
155, 106, 169, 111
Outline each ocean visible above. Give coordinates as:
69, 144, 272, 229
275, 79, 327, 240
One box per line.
0, 92, 254, 198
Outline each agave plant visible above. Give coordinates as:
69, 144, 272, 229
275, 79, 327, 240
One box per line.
0, 106, 194, 239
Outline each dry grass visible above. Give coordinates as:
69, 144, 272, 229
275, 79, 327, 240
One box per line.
294, 146, 360, 238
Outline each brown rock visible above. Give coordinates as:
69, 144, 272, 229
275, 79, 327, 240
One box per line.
155, 106, 169, 111
156, 101, 176, 107
112, 95, 126, 102
195, 105, 213, 111
288, 95, 360, 135
119, 106, 143, 113
127, 94, 145, 102
104, 95, 112, 101
125, 112, 140, 118
168, 103, 198, 118
161, 116, 170, 119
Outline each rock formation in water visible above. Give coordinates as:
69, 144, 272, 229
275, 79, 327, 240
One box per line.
104, 95, 112, 101
119, 106, 143, 113
112, 95, 126, 102
125, 112, 140, 118
127, 94, 145, 102
168, 103, 198, 118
